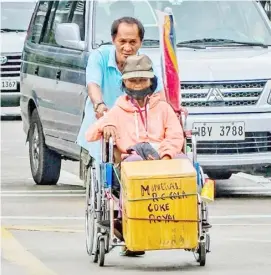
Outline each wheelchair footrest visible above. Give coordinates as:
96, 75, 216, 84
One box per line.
98, 220, 110, 228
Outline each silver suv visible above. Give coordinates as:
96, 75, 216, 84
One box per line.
1, 1, 36, 107
20, 0, 271, 185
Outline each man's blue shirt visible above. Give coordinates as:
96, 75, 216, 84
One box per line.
76, 45, 163, 161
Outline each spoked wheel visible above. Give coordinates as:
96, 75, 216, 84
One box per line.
85, 166, 99, 262
193, 242, 206, 266
98, 239, 105, 267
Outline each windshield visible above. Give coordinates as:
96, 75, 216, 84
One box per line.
1, 1, 36, 32
93, 0, 271, 47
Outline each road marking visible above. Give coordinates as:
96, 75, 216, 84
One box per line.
212, 224, 271, 226
1, 194, 85, 197
2, 214, 271, 221
5, 225, 84, 233
210, 214, 271, 219
1, 216, 85, 220
217, 186, 271, 190
228, 238, 271, 243
1, 227, 58, 275
1, 190, 85, 193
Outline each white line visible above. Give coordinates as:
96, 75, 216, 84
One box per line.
1, 216, 84, 220
228, 238, 271, 243
212, 224, 271, 226
1, 190, 85, 193
210, 215, 271, 219
2, 214, 271, 221
218, 186, 271, 190
0, 194, 85, 197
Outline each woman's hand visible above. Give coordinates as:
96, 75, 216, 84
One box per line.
103, 125, 117, 144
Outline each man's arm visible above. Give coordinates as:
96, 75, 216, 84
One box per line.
86, 51, 108, 117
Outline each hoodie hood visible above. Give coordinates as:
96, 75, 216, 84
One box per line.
115, 93, 162, 112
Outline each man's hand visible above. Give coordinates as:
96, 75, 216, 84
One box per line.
103, 125, 117, 144
180, 105, 188, 117
95, 103, 108, 119
161, 155, 171, 160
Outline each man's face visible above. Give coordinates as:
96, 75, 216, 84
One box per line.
113, 22, 142, 64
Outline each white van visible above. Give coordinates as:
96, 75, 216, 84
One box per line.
1, 0, 36, 107
20, 0, 271, 185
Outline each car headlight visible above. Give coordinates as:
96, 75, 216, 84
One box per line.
268, 89, 271, 104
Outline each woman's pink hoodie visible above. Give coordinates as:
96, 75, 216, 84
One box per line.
85, 93, 184, 159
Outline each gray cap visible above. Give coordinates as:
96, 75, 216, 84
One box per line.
122, 54, 155, 80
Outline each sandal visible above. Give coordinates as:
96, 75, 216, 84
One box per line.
120, 246, 145, 257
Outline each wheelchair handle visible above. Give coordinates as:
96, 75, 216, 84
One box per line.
101, 136, 114, 163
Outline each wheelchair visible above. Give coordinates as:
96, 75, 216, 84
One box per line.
84, 115, 211, 267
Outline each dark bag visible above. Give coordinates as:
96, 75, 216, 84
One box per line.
127, 142, 160, 160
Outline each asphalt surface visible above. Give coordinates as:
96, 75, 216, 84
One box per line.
1, 118, 271, 275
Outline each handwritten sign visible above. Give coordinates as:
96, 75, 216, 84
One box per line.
140, 181, 188, 224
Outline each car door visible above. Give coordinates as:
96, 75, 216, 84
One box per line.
52, 0, 89, 157
26, 1, 61, 141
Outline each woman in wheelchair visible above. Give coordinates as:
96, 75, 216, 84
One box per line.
85, 54, 209, 256
86, 54, 185, 160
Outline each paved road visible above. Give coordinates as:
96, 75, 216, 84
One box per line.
1, 120, 271, 275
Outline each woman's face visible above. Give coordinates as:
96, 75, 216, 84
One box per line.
124, 77, 151, 90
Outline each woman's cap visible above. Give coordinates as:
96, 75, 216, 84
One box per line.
122, 54, 155, 80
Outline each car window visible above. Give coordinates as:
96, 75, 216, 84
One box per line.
41, 0, 73, 46
93, 0, 158, 47
93, 0, 271, 48
1, 1, 36, 32
70, 1, 86, 40
27, 1, 52, 44
40, 0, 86, 47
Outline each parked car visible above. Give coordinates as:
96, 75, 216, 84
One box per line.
20, 0, 271, 185
1, 0, 36, 107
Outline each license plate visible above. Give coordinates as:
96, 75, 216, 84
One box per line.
193, 122, 245, 141
1, 78, 17, 90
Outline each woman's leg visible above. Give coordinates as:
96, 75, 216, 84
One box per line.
116, 153, 145, 256
118, 153, 143, 218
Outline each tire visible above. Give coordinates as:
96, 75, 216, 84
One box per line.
98, 239, 105, 267
29, 109, 61, 185
85, 166, 98, 262
207, 171, 232, 180
199, 242, 206, 266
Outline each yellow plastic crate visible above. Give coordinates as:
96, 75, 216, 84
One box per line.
120, 158, 199, 251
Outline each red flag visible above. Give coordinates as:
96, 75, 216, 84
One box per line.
156, 9, 180, 113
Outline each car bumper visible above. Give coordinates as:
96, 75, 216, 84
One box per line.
186, 112, 271, 172
1, 92, 21, 107
1, 79, 21, 107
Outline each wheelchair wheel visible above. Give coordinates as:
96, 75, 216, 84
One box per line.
199, 242, 206, 266
193, 241, 206, 266
85, 165, 100, 263
98, 239, 105, 267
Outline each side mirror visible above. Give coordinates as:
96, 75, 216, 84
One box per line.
55, 23, 85, 50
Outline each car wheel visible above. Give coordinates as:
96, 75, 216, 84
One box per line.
207, 171, 232, 180
29, 109, 61, 185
